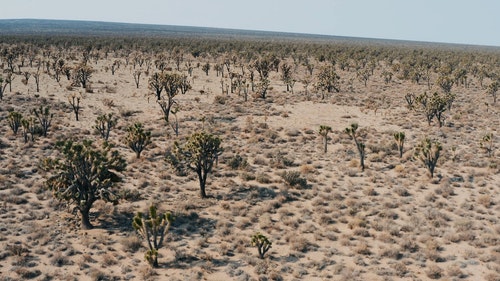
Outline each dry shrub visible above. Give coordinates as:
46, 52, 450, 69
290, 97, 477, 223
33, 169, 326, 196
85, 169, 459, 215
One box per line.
394, 164, 405, 173
101, 252, 117, 266
214, 95, 228, 104
477, 194, 492, 208
14, 268, 42, 279
121, 234, 142, 253
299, 164, 316, 175
391, 262, 408, 277
102, 98, 115, 108
354, 241, 371, 255
446, 264, 465, 278
426, 264, 443, 279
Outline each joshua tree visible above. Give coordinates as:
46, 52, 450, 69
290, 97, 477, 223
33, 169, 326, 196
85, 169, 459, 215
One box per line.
21, 117, 36, 143
414, 137, 442, 179
251, 232, 272, 259
159, 73, 185, 123
405, 93, 416, 110
357, 69, 371, 87
202, 62, 210, 76
0, 76, 8, 100
393, 132, 405, 158
32, 105, 53, 137
171, 131, 223, 198
33, 70, 41, 92
42, 140, 126, 229
72, 63, 93, 89
315, 65, 340, 99
486, 81, 499, 104
319, 125, 332, 153
22, 71, 31, 85
94, 113, 117, 141
436, 75, 454, 94
253, 56, 273, 82
148, 72, 164, 101
414, 92, 450, 127
381, 70, 393, 84
123, 123, 152, 159
133, 70, 142, 89
281, 63, 293, 92
132, 205, 173, 268
68, 93, 81, 121
345, 123, 366, 171
7, 111, 23, 135
480, 133, 494, 157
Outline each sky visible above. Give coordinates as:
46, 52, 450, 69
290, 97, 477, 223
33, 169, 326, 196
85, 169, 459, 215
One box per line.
1, 0, 499, 47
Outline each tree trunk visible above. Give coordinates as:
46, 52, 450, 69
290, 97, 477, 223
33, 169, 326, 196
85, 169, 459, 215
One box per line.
198, 171, 207, 198
80, 208, 93, 230
323, 138, 328, 153
152, 257, 159, 268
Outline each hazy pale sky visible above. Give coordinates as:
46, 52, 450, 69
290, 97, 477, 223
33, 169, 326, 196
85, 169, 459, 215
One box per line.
1, 0, 499, 46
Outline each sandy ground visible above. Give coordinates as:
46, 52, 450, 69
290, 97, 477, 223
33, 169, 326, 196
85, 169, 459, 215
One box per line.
0, 46, 499, 281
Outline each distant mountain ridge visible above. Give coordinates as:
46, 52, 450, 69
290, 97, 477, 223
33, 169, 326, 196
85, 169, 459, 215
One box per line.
0, 18, 333, 40
0, 19, 498, 50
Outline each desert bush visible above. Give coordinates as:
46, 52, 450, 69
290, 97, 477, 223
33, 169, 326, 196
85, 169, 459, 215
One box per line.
214, 95, 228, 104
227, 154, 248, 170
280, 171, 307, 188
425, 264, 443, 279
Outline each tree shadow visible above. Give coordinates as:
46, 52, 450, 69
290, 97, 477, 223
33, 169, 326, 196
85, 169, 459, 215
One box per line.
97, 210, 134, 233
221, 184, 277, 204
170, 211, 217, 238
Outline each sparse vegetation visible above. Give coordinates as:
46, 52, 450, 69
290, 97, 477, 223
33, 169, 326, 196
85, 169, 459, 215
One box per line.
0, 21, 498, 281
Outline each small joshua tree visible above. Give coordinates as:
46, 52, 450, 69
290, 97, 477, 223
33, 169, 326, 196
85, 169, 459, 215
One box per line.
202, 62, 210, 76
68, 93, 81, 121
7, 111, 23, 135
94, 113, 117, 141
133, 70, 142, 89
394, 131, 405, 158
487, 81, 499, 104
414, 137, 442, 179
345, 123, 366, 171
33, 105, 53, 137
251, 232, 272, 259
42, 140, 126, 229
132, 205, 173, 268
72, 63, 93, 89
21, 117, 36, 143
319, 125, 332, 153
480, 133, 494, 157
124, 123, 152, 159
171, 131, 223, 198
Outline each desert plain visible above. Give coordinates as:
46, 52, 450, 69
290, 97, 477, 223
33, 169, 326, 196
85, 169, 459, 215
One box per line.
0, 23, 499, 281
